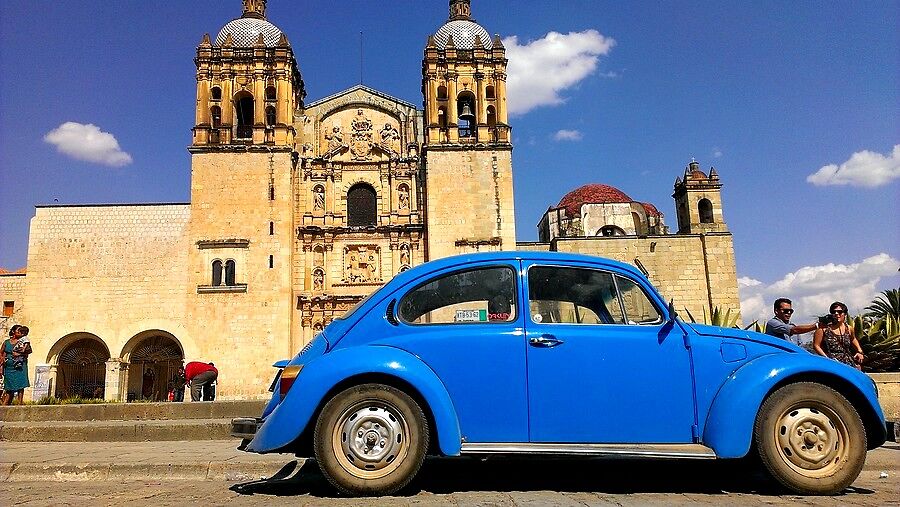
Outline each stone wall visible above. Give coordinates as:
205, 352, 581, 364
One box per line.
552, 233, 741, 323
22, 204, 191, 400
186, 151, 296, 398
0, 273, 26, 335
425, 148, 516, 260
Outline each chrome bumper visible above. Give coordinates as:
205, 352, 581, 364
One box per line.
231, 417, 260, 440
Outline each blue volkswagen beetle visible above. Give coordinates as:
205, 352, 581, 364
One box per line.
232, 251, 889, 496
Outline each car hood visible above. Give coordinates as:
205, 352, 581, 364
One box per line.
687, 323, 801, 352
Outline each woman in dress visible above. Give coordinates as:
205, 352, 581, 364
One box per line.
1, 325, 33, 405
812, 301, 864, 369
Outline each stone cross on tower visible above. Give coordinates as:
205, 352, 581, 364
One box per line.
242, 0, 267, 19
449, 0, 472, 20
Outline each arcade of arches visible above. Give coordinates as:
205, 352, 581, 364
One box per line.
45, 331, 184, 401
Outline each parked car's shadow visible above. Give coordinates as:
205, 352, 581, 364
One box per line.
230, 456, 877, 498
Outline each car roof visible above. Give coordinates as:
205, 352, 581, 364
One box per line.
394, 251, 643, 284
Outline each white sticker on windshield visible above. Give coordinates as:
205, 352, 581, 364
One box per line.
455, 309, 486, 322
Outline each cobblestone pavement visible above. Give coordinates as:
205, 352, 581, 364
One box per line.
3, 450, 898, 506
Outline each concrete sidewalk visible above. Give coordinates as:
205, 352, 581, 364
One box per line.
1, 440, 897, 483
0, 440, 296, 482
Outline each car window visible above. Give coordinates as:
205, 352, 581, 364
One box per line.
615, 275, 662, 324
528, 266, 625, 325
398, 266, 517, 324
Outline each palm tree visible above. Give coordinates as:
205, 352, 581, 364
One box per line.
865, 288, 900, 320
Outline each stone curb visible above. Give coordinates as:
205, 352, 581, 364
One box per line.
0, 460, 297, 482
0, 418, 234, 442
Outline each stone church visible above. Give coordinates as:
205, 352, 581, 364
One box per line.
0, 0, 739, 402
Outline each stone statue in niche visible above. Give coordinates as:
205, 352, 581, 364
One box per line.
398, 185, 410, 210
400, 245, 410, 265
313, 269, 324, 291
313, 322, 324, 333
344, 245, 379, 283
350, 109, 374, 160
380, 123, 400, 148
313, 185, 325, 211
325, 125, 343, 152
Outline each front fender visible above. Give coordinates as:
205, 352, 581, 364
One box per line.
703, 353, 884, 458
247, 346, 462, 455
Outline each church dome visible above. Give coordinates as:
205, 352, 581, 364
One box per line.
434, 20, 493, 50
558, 184, 633, 216
215, 17, 285, 47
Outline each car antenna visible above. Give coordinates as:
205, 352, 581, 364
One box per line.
633, 257, 650, 278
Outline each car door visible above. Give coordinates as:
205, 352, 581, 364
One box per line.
388, 262, 529, 443
524, 261, 696, 443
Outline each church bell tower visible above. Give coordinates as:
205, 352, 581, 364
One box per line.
422, 0, 516, 260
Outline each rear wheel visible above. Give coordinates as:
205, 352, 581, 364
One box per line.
314, 383, 428, 496
754, 382, 866, 495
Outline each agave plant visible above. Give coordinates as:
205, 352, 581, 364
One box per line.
865, 288, 900, 320
683, 305, 741, 328
850, 314, 900, 373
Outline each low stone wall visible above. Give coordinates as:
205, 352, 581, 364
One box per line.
870, 373, 899, 420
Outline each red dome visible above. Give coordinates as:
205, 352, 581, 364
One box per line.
558, 184, 633, 216
641, 202, 662, 217
687, 169, 708, 180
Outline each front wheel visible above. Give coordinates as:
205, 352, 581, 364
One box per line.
754, 382, 866, 495
314, 383, 429, 496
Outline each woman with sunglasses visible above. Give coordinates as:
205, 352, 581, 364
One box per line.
812, 301, 864, 369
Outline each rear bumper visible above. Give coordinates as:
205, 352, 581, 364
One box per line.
231, 417, 261, 440
888, 421, 899, 443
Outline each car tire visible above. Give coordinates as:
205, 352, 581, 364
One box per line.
754, 382, 866, 495
313, 383, 429, 496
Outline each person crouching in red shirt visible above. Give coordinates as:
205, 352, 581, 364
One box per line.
185, 361, 218, 402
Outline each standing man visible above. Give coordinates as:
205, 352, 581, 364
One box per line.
185, 361, 218, 402
765, 298, 819, 347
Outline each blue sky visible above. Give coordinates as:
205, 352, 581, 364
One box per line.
1, 1, 897, 322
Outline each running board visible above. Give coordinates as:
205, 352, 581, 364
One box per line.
459, 442, 717, 459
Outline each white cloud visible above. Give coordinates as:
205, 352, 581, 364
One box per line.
807, 145, 900, 188
504, 29, 615, 116
44, 122, 133, 167
553, 129, 583, 141
712, 147, 723, 158
739, 253, 900, 324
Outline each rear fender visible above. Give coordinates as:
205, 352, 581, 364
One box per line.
247, 346, 462, 455
703, 353, 884, 458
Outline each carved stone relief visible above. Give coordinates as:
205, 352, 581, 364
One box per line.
350, 109, 374, 160
343, 245, 380, 283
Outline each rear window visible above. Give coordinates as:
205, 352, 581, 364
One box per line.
398, 266, 517, 324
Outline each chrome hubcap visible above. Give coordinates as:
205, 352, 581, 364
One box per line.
775, 404, 848, 476
333, 400, 408, 479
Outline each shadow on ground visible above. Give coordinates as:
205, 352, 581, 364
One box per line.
230, 457, 877, 498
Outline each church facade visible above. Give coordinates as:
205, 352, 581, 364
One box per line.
0, 0, 739, 402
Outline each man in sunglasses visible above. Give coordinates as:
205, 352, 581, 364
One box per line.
765, 298, 819, 347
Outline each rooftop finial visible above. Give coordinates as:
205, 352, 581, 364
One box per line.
449, 0, 471, 20
242, 0, 267, 19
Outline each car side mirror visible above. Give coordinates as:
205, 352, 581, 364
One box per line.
667, 299, 678, 324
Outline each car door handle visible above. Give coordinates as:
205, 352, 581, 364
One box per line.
529, 335, 564, 348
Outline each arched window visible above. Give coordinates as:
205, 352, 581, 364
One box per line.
211, 260, 223, 286
234, 92, 254, 139
437, 107, 447, 129
486, 85, 495, 99
437, 85, 448, 100
265, 86, 276, 101
457, 92, 476, 138
210, 106, 222, 128
211, 86, 222, 101
631, 212, 643, 235
699, 199, 714, 223
224, 259, 236, 286
486, 105, 496, 129
347, 183, 377, 227
265, 106, 276, 126
598, 225, 626, 237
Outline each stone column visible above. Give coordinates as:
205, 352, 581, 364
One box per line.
104, 359, 124, 402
